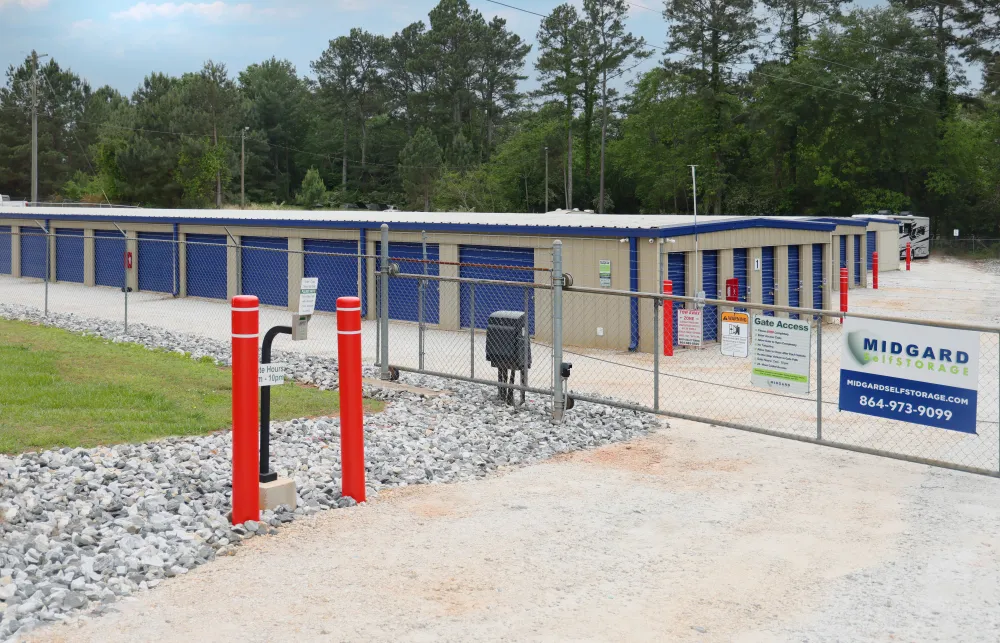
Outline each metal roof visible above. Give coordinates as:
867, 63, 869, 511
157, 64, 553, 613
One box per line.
0, 206, 839, 238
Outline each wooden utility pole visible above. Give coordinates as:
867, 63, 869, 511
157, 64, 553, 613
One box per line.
31, 50, 38, 205
240, 129, 245, 209
544, 146, 549, 213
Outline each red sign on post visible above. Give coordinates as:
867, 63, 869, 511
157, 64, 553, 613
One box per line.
725, 278, 738, 302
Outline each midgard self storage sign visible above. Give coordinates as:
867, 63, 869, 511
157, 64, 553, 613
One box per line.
751, 315, 811, 395
840, 318, 980, 433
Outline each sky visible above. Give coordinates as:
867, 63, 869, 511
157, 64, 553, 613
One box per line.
0, 0, 977, 96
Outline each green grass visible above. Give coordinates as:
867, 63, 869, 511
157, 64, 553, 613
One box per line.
0, 318, 376, 454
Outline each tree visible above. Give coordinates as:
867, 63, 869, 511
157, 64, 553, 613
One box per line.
186, 61, 244, 207
399, 127, 443, 210
0, 56, 106, 201
583, 0, 649, 213
297, 167, 327, 207
537, 4, 584, 209
313, 29, 388, 189
475, 16, 531, 159
664, 0, 760, 213
239, 58, 310, 203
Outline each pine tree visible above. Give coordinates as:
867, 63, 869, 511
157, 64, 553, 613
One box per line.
400, 127, 443, 211
537, 4, 584, 209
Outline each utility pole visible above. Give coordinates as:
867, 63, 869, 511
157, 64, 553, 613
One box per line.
31, 50, 38, 205
240, 127, 245, 209
544, 146, 549, 213
689, 164, 699, 298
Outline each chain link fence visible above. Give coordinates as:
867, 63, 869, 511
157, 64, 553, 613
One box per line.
1, 225, 998, 478
932, 238, 1000, 260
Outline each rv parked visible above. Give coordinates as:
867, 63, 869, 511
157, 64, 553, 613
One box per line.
854, 212, 929, 260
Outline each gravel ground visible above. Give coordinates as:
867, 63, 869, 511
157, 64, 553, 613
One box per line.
0, 304, 659, 641
22, 418, 1000, 643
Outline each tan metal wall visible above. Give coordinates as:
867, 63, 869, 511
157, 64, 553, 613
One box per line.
0, 218, 842, 350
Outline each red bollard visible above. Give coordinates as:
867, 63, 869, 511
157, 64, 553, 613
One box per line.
906, 242, 911, 271
839, 267, 848, 324
231, 295, 260, 525
337, 296, 366, 503
872, 251, 879, 290
662, 280, 673, 357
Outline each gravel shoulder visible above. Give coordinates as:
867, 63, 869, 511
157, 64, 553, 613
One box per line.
26, 418, 1000, 643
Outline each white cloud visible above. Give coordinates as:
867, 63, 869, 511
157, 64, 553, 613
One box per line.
111, 2, 262, 22
0, 0, 50, 9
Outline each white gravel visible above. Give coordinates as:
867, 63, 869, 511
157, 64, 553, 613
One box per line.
0, 303, 659, 641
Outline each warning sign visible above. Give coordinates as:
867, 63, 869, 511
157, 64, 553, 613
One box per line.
677, 309, 703, 347
720, 311, 749, 358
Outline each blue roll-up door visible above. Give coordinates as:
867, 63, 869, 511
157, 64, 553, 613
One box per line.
138, 232, 175, 294
20, 231, 46, 279
667, 252, 686, 345
304, 239, 359, 313
383, 242, 440, 323
242, 236, 288, 308
788, 245, 800, 319
839, 236, 847, 269
733, 248, 748, 312
854, 234, 862, 285
702, 250, 718, 341
812, 244, 824, 311
866, 231, 876, 271
0, 226, 10, 274
95, 230, 125, 288
186, 234, 227, 300
459, 245, 534, 333
762, 246, 775, 316
54, 229, 84, 283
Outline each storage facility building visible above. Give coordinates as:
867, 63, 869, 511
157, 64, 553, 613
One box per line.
1, 207, 850, 352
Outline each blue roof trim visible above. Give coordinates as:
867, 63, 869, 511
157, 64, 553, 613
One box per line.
809, 217, 868, 227
0, 211, 837, 237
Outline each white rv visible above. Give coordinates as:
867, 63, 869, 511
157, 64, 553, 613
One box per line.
894, 213, 930, 259
853, 212, 929, 260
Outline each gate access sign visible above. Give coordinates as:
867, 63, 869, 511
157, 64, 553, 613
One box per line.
751, 315, 811, 394
840, 318, 980, 433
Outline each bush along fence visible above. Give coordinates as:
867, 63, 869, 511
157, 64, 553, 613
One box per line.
1, 226, 998, 478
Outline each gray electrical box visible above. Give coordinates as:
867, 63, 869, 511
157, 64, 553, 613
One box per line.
292, 314, 310, 341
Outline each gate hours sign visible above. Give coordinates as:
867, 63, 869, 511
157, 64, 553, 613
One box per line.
721, 311, 749, 358
751, 315, 811, 394
839, 317, 980, 433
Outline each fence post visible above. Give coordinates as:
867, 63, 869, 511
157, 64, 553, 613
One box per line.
113, 223, 128, 333
37, 220, 49, 317
379, 223, 389, 380
522, 286, 530, 404
419, 230, 427, 371
469, 283, 476, 379
552, 240, 565, 423
653, 297, 660, 412
816, 317, 823, 441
